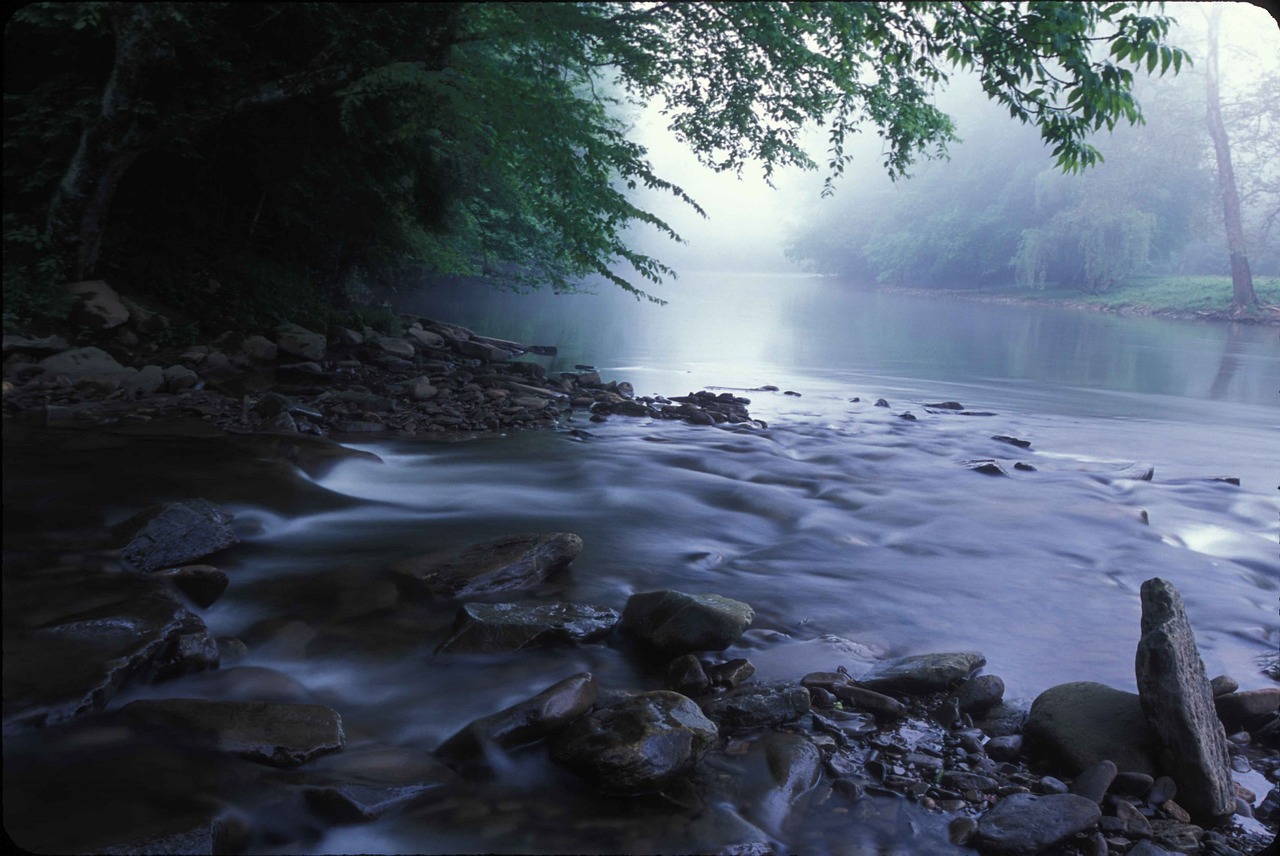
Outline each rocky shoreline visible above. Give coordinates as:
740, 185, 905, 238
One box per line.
2, 280, 762, 440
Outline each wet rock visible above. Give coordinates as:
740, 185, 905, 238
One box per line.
1100, 798, 1152, 838
706, 658, 756, 689
2, 333, 71, 355
115, 498, 240, 572
153, 564, 229, 608
977, 698, 1032, 738
992, 435, 1032, 449
3, 576, 219, 728
927, 401, 965, 410
97, 812, 240, 855
699, 682, 811, 731
1214, 688, 1280, 727
950, 816, 979, 845
1209, 675, 1239, 697
551, 690, 717, 794
1148, 819, 1204, 852
435, 672, 597, 769
1113, 770, 1155, 796
1135, 578, 1235, 820
710, 732, 822, 836
302, 744, 454, 822
120, 698, 345, 766
275, 322, 327, 361
1070, 760, 1118, 804
974, 792, 1102, 855
390, 532, 583, 599
829, 683, 909, 719
966, 460, 1008, 476
1025, 682, 1158, 776
986, 735, 1023, 762
621, 590, 754, 656
953, 674, 1006, 714
66, 280, 130, 329
668, 654, 711, 696
405, 327, 445, 349
435, 601, 619, 653
857, 651, 985, 694
874, 398, 889, 407
375, 337, 416, 359
1128, 841, 1181, 856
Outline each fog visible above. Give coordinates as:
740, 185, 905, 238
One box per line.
617, 1, 1280, 290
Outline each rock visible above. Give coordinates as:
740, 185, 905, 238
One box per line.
37, 346, 130, 378
66, 280, 130, 329
163, 364, 199, 391
457, 339, 509, 362
974, 792, 1102, 855
1025, 682, 1159, 776
986, 735, 1023, 762
551, 690, 717, 794
96, 813, 240, 856
621, 590, 754, 655
405, 327, 445, 349
275, 322, 326, 361
410, 377, 438, 400
706, 658, 756, 688
857, 652, 985, 694
953, 674, 1006, 714
435, 601, 619, 653
1113, 771, 1155, 796
375, 337, 416, 359
153, 564, 229, 608
1209, 675, 1239, 697
435, 672, 597, 769
241, 335, 278, 363
3, 574, 219, 728
1127, 841, 1181, 856
120, 698, 344, 767
699, 682, 811, 731
2, 333, 70, 355
966, 460, 1008, 476
1069, 760, 1118, 804
941, 771, 1000, 792
927, 401, 965, 410
978, 699, 1032, 738
1148, 819, 1204, 852
949, 816, 979, 846
115, 499, 240, 572
389, 532, 583, 599
668, 654, 711, 696
992, 435, 1032, 449
122, 364, 166, 395
1100, 798, 1152, 838
712, 733, 822, 836
1214, 689, 1280, 727
1134, 578, 1235, 820
828, 683, 909, 719
874, 398, 889, 407
301, 743, 453, 823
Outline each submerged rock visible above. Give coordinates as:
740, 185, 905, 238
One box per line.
621, 590, 754, 656
551, 690, 717, 794
436, 601, 619, 653
857, 651, 985, 694
1134, 577, 1235, 821
974, 792, 1101, 855
1025, 681, 1158, 776
119, 698, 345, 767
707, 732, 822, 837
435, 672, 597, 769
389, 532, 584, 599
115, 499, 240, 572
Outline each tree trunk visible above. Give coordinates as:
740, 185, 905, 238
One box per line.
1204, 8, 1257, 311
43, 4, 163, 279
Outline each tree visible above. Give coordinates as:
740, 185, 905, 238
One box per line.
4, 2, 1191, 328
1203, 6, 1257, 310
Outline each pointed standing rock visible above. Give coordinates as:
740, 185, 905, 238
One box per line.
1134, 578, 1235, 821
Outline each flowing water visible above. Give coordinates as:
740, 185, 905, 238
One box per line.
4, 274, 1278, 854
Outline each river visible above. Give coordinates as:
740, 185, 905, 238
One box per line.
4, 274, 1277, 853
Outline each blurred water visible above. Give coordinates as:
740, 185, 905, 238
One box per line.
5, 274, 1277, 854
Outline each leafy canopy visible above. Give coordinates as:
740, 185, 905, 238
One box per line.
3, 2, 1189, 324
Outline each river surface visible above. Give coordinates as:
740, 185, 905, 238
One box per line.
5, 274, 1278, 854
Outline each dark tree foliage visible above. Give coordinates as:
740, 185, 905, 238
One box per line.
3, 2, 1188, 330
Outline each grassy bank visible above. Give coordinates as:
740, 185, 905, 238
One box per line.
1028, 275, 1280, 314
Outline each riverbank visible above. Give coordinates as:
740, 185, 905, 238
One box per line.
876, 276, 1280, 326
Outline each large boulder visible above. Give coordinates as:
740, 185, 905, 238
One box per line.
551, 691, 718, 794
66, 280, 130, 329
621, 590, 754, 655
3, 573, 219, 728
119, 698, 345, 767
1025, 682, 1159, 775
435, 672, 597, 769
698, 682, 811, 732
115, 499, 240, 572
857, 651, 986, 694
436, 601, 619, 653
37, 346, 130, 378
275, 322, 326, 361
1134, 578, 1235, 821
390, 533, 583, 599
974, 792, 1101, 855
